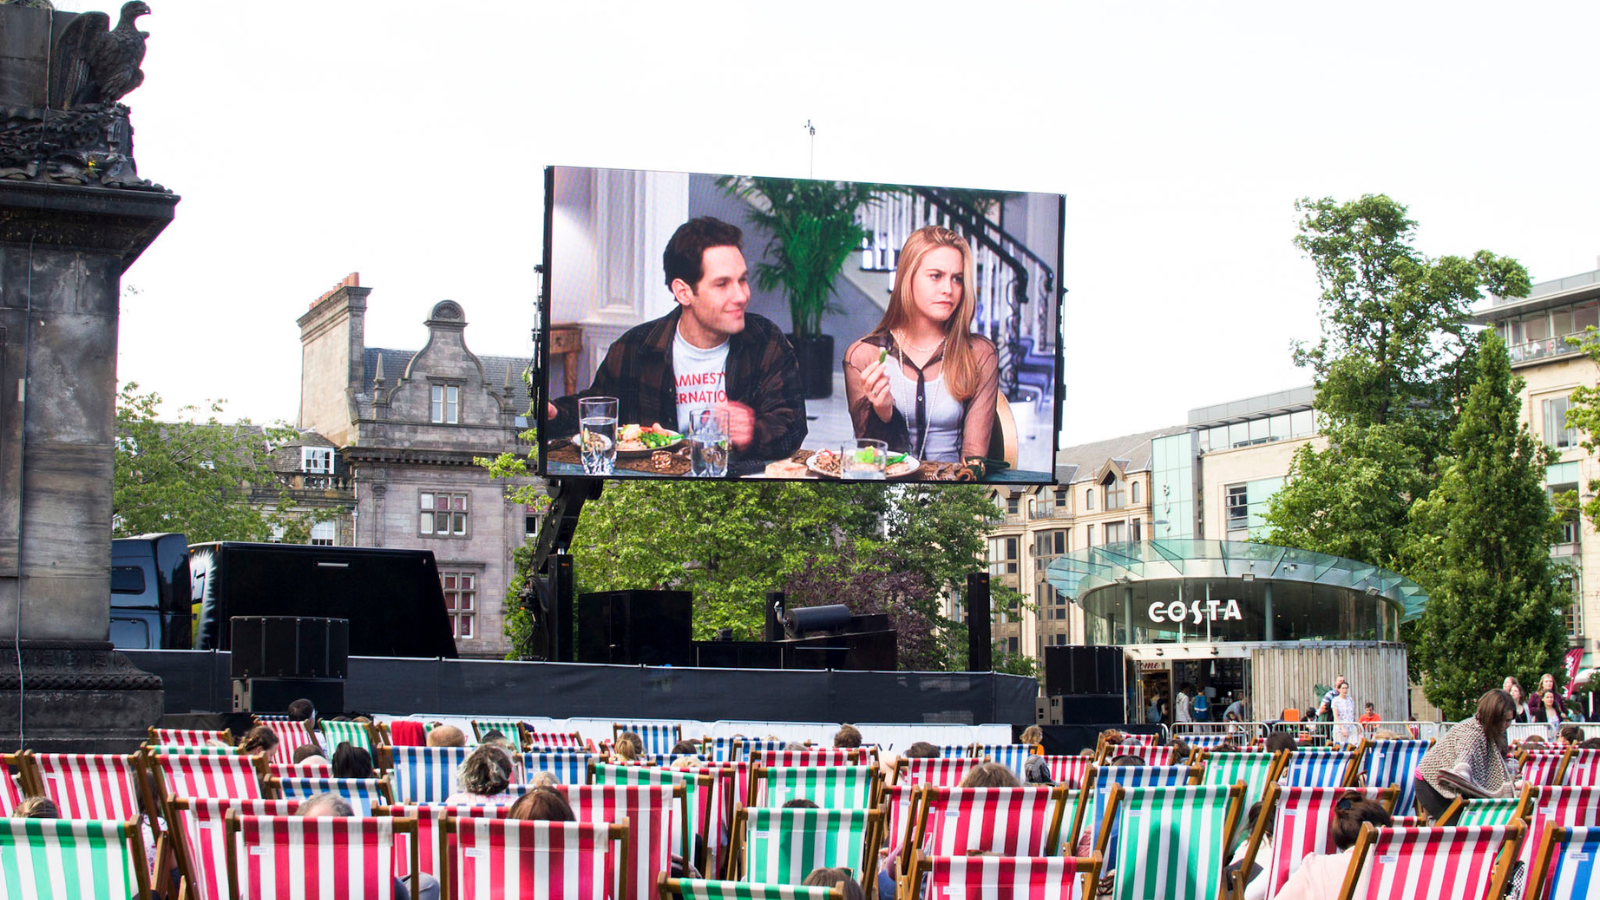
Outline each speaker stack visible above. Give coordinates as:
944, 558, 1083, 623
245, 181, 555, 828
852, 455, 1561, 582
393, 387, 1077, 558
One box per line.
576, 590, 693, 667
230, 616, 349, 715
1039, 645, 1127, 725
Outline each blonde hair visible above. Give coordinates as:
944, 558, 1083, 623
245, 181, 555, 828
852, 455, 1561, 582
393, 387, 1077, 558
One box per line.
869, 226, 983, 402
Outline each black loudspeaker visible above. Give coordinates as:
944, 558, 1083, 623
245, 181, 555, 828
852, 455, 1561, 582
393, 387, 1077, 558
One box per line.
1043, 645, 1125, 696
552, 553, 575, 663
967, 573, 991, 671
693, 641, 785, 669
1053, 694, 1125, 724
576, 590, 693, 666
230, 617, 349, 679
232, 677, 344, 717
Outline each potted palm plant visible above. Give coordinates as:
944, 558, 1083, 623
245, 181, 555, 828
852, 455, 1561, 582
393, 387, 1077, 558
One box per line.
718, 176, 885, 399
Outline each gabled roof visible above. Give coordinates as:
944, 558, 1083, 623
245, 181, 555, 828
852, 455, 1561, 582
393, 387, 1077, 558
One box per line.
1056, 425, 1186, 483
359, 347, 535, 418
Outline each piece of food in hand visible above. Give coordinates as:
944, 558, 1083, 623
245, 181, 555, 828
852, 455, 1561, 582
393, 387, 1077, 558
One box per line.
764, 459, 809, 478
879, 347, 888, 364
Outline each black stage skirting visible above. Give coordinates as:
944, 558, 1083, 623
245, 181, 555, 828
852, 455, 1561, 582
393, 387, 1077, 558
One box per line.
123, 651, 1040, 725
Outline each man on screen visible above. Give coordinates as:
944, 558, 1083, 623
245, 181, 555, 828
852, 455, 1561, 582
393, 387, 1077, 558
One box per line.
547, 216, 808, 462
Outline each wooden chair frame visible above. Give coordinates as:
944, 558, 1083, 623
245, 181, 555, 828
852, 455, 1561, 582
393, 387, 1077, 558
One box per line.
1334, 820, 1524, 900
725, 805, 884, 886
1228, 782, 1396, 900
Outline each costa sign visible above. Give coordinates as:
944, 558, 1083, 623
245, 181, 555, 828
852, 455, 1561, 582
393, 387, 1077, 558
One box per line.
1148, 598, 1243, 625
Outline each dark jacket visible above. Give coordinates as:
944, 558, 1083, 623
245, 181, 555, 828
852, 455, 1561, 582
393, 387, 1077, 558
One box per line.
549, 307, 808, 462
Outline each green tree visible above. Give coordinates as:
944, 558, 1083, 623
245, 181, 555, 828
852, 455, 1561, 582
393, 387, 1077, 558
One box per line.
1405, 334, 1569, 718
113, 383, 320, 542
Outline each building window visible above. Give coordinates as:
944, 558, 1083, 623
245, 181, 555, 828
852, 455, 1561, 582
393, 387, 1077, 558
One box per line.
1005, 494, 1020, 515
441, 571, 477, 640
309, 520, 336, 546
525, 514, 541, 541
420, 491, 469, 536
431, 384, 460, 425
1085, 524, 1095, 547
1007, 637, 1019, 654
1557, 567, 1582, 637
1104, 521, 1126, 543
301, 447, 334, 473
1131, 481, 1141, 504
1226, 484, 1249, 534
1544, 396, 1578, 449
1085, 489, 1095, 511
988, 536, 1019, 576
1131, 518, 1142, 542
1054, 490, 1068, 510
1104, 473, 1124, 510
1036, 529, 1067, 558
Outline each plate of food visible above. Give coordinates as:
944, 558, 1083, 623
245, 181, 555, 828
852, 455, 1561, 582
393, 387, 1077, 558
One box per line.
572, 423, 684, 458
805, 449, 921, 480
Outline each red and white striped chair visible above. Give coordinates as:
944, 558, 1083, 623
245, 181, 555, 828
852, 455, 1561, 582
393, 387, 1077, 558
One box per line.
909, 854, 1102, 900
1560, 749, 1600, 787
1135, 746, 1178, 767
32, 753, 157, 825
1233, 783, 1395, 900
1336, 823, 1522, 900
894, 758, 983, 788
168, 798, 300, 900
267, 762, 332, 780
1520, 752, 1569, 788
152, 753, 270, 804
748, 749, 857, 768
258, 721, 318, 766
1040, 755, 1092, 789
227, 813, 417, 900
0, 750, 28, 816
1518, 786, 1600, 890
448, 817, 628, 900
681, 764, 738, 879
149, 727, 234, 748
527, 731, 590, 751
563, 784, 682, 900
378, 804, 508, 883
903, 786, 1068, 881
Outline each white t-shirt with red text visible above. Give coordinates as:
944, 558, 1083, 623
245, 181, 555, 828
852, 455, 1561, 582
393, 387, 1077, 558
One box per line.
673, 330, 729, 434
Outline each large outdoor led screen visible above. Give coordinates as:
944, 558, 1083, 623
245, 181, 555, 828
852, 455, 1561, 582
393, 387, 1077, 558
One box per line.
539, 165, 1064, 484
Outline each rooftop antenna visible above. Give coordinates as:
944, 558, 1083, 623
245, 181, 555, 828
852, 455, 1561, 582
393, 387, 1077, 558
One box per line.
805, 119, 816, 177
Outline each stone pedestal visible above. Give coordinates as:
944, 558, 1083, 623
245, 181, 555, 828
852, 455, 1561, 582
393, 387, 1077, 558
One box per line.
0, 641, 164, 753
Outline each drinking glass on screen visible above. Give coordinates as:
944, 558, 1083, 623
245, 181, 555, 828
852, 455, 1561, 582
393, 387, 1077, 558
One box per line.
842, 438, 887, 480
689, 408, 731, 477
578, 397, 618, 475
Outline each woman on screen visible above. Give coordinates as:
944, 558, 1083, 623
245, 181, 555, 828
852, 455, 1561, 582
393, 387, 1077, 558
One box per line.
843, 226, 999, 463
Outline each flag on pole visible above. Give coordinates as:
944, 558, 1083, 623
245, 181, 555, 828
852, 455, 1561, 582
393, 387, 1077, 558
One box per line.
1564, 647, 1585, 698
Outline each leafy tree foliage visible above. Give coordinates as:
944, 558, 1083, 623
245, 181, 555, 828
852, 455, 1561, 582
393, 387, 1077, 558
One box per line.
1405, 335, 1569, 718
113, 383, 320, 543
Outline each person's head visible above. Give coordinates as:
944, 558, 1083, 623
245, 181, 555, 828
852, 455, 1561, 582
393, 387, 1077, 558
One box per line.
1544, 690, 1560, 710
1560, 724, 1585, 745
614, 732, 643, 761
802, 867, 866, 900
1524, 733, 1546, 745
1225, 710, 1241, 722
1581, 737, 1600, 750
1244, 800, 1273, 841
1260, 730, 1299, 749
292, 744, 325, 764
1170, 739, 1192, 762
1329, 790, 1391, 851
1541, 673, 1558, 693
286, 699, 315, 722
298, 792, 354, 817
459, 744, 513, 796
834, 725, 862, 749
529, 770, 560, 788
330, 743, 375, 779
508, 785, 575, 822
1334, 675, 1347, 689
13, 796, 58, 819
663, 216, 749, 346
1108, 754, 1146, 766
670, 739, 702, 756
875, 226, 985, 401
1098, 729, 1125, 747
1216, 740, 1241, 753
1364, 702, 1375, 713
904, 741, 938, 759
958, 762, 1020, 788
426, 724, 467, 748
1019, 725, 1044, 746
784, 741, 809, 751
1337, 682, 1350, 697
783, 798, 819, 808
1022, 755, 1054, 785
1477, 689, 1518, 750
238, 725, 279, 755
1506, 678, 1525, 704
480, 730, 517, 753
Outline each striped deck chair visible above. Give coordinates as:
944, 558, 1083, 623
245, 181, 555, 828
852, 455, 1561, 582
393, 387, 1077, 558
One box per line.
684, 765, 739, 880
1131, 745, 1177, 767
1106, 784, 1245, 900
317, 720, 379, 757
1519, 786, 1600, 896
228, 813, 417, 900
378, 804, 506, 883
1040, 755, 1092, 789
1337, 823, 1522, 900
168, 798, 300, 900
894, 758, 982, 788
659, 878, 841, 899
525, 750, 594, 786
152, 753, 269, 803
907, 786, 1068, 872
1232, 783, 1394, 900
935, 745, 972, 759
271, 776, 393, 815
1390, 815, 1422, 828
1437, 794, 1529, 827
1201, 750, 1287, 812
389, 746, 471, 803
31, 753, 161, 855
470, 719, 528, 749
593, 763, 714, 873
450, 818, 627, 900
0, 817, 152, 900
709, 738, 738, 762
1067, 764, 1201, 866
734, 739, 786, 762
971, 744, 1038, 776
564, 784, 684, 900
0, 751, 27, 816
1279, 749, 1359, 788
1559, 749, 1600, 787
149, 728, 234, 747
527, 731, 588, 751
728, 807, 882, 885
1522, 752, 1571, 788
1359, 739, 1432, 816
1185, 734, 1232, 750
748, 749, 855, 768
880, 785, 920, 872
617, 723, 684, 756
259, 720, 317, 766
146, 744, 239, 756
1525, 824, 1600, 900
268, 762, 332, 779
908, 855, 1102, 900
751, 766, 877, 810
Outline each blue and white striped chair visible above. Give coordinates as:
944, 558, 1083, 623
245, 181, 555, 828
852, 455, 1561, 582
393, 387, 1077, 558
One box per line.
972, 744, 1038, 776
937, 745, 974, 759
615, 723, 683, 755
1184, 734, 1232, 750
709, 737, 737, 762
272, 776, 393, 815
388, 746, 471, 803
1279, 750, 1357, 789
1527, 824, 1600, 899
1361, 739, 1433, 816
521, 751, 593, 786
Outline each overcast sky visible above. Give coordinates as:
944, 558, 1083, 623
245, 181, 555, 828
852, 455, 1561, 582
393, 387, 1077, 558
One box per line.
64, 1, 1600, 445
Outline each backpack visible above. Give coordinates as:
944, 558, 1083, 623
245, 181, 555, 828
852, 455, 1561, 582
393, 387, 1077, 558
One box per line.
1192, 694, 1211, 720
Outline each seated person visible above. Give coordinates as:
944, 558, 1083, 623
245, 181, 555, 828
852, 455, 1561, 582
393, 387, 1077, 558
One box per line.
299, 792, 438, 900
547, 216, 807, 463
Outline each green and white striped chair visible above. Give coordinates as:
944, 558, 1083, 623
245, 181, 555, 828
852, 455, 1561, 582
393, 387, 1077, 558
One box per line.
317, 720, 379, 758
750, 766, 877, 810
1199, 750, 1285, 812
470, 719, 528, 750
727, 806, 881, 885
593, 762, 714, 868
1437, 794, 1529, 827
1104, 783, 1244, 900
0, 818, 152, 899
659, 878, 841, 900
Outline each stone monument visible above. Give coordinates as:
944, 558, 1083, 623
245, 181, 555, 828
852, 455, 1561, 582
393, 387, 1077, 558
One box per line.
0, 2, 178, 751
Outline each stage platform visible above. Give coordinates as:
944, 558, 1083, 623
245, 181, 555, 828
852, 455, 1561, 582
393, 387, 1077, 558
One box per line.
126, 650, 1039, 724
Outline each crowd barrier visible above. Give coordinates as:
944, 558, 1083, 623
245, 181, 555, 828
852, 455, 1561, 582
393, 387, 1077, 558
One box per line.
1170, 719, 1451, 744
